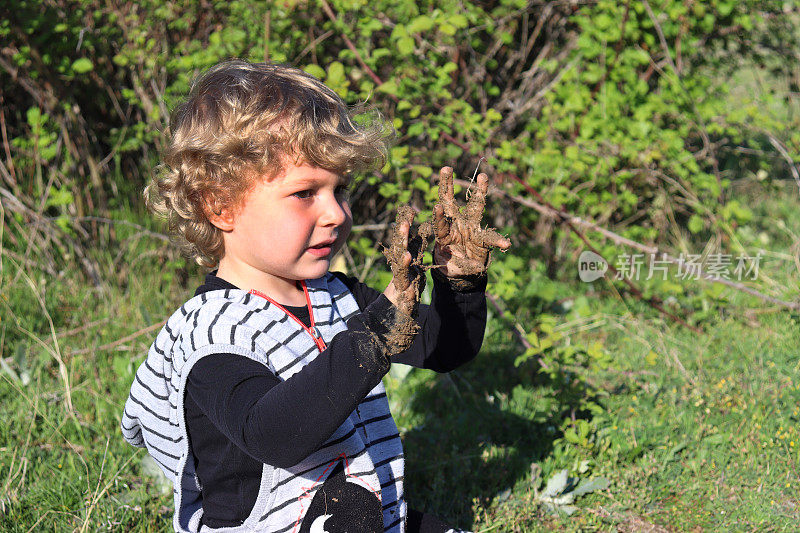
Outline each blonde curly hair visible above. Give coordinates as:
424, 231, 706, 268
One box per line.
146, 60, 394, 267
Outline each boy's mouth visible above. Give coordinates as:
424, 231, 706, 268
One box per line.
307, 238, 336, 257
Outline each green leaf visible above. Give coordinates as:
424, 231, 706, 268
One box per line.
450, 13, 468, 28
397, 37, 415, 56
326, 61, 345, 86
377, 79, 398, 96
439, 61, 458, 74
303, 64, 326, 79
572, 477, 610, 496
71, 58, 93, 74
26, 107, 43, 128
407, 15, 434, 34
410, 165, 432, 177
717, 1, 735, 17
388, 364, 412, 381
406, 122, 425, 137
541, 469, 569, 498
390, 24, 408, 39
564, 428, 581, 444
688, 214, 704, 234
663, 441, 689, 464
703, 433, 728, 445
485, 109, 502, 123
439, 23, 456, 36
46, 187, 74, 208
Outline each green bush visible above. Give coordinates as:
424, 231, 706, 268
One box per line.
4, 1, 799, 264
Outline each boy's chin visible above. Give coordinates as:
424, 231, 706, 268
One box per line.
298, 259, 332, 280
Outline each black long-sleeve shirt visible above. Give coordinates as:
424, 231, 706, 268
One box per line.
185, 270, 487, 528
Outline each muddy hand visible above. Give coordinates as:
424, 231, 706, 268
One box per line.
433, 166, 511, 277
383, 205, 425, 318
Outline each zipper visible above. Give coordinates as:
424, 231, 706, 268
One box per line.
249, 280, 327, 352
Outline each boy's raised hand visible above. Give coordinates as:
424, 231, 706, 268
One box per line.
383, 206, 427, 318
433, 166, 511, 277
381, 206, 429, 354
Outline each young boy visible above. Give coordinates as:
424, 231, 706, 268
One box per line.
121, 60, 510, 533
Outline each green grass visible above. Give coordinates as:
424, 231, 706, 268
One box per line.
382, 296, 800, 532
1, 181, 799, 531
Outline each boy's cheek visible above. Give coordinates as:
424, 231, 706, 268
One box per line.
331, 220, 352, 257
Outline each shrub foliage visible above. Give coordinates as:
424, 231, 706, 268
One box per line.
3, 0, 799, 273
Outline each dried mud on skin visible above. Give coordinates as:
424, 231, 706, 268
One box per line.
381, 168, 510, 352
433, 166, 509, 277
386, 205, 433, 269
381, 205, 431, 354
381, 311, 418, 356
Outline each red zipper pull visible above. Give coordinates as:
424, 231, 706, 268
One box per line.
249, 281, 327, 352
299, 281, 327, 350
309, 326, 327, 351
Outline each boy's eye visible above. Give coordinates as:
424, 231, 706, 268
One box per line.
292, 189, 314, 199
335, 184, 351, 198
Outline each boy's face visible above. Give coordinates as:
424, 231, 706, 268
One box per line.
213, 161, 352, 297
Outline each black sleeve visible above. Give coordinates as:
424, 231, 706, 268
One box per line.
331, 270, 488, 372
186, 294, 402, 469
330, 271, 384, 309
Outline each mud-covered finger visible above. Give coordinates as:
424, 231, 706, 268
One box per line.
400, 220, 410, 250
464, 172, 488, 222
396, 205, 415, 229
394, 251, 412, 291
478, 227, 512, 251
438, 166, 455, 202
387, 227, 404, 265
390, 207, 413, 253
433, 203, 452, 245
388, 250, 412, 292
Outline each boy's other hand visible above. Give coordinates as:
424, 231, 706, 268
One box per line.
433, 166, 511, 277
383, 207, 424, 318
380, 207, 426, 355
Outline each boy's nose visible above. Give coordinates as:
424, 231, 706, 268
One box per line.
320, 194, 349, 227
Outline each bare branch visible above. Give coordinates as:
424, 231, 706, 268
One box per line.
69, 320, 167, 357
766, 133, 800, 196
488, 176, 800, 312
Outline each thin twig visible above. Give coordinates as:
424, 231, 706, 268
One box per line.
319, 0, 388, 90
264, 9, 271, 62
294, 30, 335, 63
0, 373, 90, 479
490, 177, 800, 312
0, 99, 17, 186
4, 254, 76, 415
53, 317, 112, 341
501, 174, 702, 332
65, 215, 171, 242
1, 185, 104, 286
766, 133, 800, 196
68, 320, 166, 356
641, 0, 724, 204
485, 292, 550, 370
78, 438, 109, 532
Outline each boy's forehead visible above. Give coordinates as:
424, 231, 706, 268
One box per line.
276, 165, 350, 185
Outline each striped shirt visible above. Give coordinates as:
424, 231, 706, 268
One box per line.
122, 274, 406, 532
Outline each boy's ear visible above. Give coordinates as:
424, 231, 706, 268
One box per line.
203, 197, 236, 231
